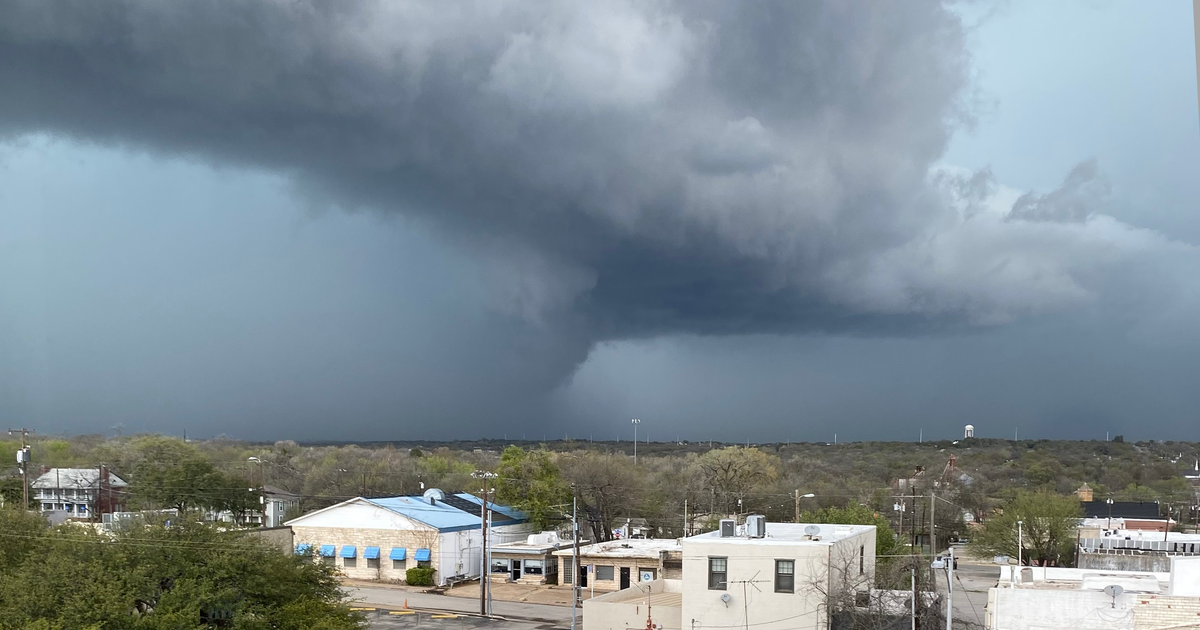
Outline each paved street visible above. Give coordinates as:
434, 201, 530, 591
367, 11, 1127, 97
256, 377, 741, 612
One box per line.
936, 549, 998, 628
361, 609, 554, 630
345, 585, 575, 628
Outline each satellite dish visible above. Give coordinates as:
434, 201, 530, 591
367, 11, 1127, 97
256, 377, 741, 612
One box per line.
720, 593, 732, 607
1104, 585, 1124, 598
804, 525, 821, 536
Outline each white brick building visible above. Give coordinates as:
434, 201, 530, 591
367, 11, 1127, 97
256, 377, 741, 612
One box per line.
286, 489, 530, 586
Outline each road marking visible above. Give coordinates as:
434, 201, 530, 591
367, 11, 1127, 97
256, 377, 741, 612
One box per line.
388, 611, 416, 616
430, 614, 458, 619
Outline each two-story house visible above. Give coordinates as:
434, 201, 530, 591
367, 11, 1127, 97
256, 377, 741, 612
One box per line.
31, 468, 128, 519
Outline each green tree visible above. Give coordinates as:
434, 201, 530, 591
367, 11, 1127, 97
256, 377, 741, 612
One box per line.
0, 510, 363, 629
494, 446, 570, 531
127, 436, 229, 514
805, 502, 901, 558
971, 491, 1081, 566
697, 447, 779, 514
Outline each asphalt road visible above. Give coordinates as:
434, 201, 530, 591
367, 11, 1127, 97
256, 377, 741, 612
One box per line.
344, 585, 575, 627
937, 552, 998, 628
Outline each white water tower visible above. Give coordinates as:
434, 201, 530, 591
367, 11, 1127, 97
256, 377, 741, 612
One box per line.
964, 424, 975, 439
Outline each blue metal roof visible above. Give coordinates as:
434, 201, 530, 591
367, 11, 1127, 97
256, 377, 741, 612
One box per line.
364, 495, 523, 533
451, 493, 529, 522
414, 548, 431, 562
364, 546, 380, 560
294, 543, 312, 556
340, 545, 357, 558
319, 544, 336, 557
390, 547, 407, 560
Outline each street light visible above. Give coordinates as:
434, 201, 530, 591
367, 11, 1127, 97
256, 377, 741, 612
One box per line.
631, 419, 641, 465
247, 457, 265, 526
1017, 520, 1023, 567
1107, 497, 1114, 530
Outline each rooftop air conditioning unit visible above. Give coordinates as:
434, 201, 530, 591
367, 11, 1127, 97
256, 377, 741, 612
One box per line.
719, 519, 736, 537
746, 515, 766, 538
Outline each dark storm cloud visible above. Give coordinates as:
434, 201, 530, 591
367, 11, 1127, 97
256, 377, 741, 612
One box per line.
0, 0, 1194, 384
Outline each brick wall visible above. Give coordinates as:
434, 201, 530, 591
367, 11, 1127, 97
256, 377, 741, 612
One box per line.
1133, 595, 1200, 629
558, 555, 664, 592
293, 525, 441, 582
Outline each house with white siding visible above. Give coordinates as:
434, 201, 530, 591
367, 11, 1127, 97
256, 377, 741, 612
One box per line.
286, 488, 530, 585
31, 467, 127, 519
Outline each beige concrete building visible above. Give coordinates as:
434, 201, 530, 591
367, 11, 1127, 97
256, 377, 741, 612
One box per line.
286, 489, 530, 586
987, 558, 1200, 630
555, 538, 683, 593
582, 520, 876, 630
680, 522, 875, 630
489, 531, 578, 585
585, 579, 682, 630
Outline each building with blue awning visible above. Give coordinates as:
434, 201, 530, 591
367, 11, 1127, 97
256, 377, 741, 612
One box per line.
287, 488, 530, 585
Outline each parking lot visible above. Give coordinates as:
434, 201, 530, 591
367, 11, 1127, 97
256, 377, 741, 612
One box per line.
358, 609, 558, 630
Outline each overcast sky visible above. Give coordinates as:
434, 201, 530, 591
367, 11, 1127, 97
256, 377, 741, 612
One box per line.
1, 1, 1197, 442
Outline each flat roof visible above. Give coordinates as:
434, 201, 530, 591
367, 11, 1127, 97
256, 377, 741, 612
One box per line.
686, 523, 874, 545
605, 590, 683, 607
492, 539, 581, 554
554, 538, 682, 558
998, 566, 1170, 592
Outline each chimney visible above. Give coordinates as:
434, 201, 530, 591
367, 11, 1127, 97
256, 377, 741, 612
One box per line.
98, 465, 112, 517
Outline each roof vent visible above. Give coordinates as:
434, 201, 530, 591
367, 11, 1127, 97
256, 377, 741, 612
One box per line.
719, 519, 736, 537
422, 488, 445, 505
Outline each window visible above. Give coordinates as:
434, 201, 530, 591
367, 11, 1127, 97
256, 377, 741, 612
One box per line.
367, 558, 379, 569
859, 546, 865, 575
393, 559, 405, 570
322, 556, 334, 566
491, 560, 510, 574
708, 557, 727, 590
418, 560, 431, 568
344, 557, 357, 568
563, 559, 573, 584
775, 560, 794, 593
524, 559, 544, 575
591, 565, 611, 580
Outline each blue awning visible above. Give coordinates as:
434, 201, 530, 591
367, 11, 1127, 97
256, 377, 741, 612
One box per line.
340, 545, 357, 558
319, 544, 336, 557
389, 547, 407, 560
414, 548, 431, 562
294, 543, 312, 556
364, 546, 380, 560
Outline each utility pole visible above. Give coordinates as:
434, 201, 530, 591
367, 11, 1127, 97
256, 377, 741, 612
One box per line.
793, 490, 813, 523
945, 547, 954, 630
910, 565, 916, 630
472, 471, 497, 617
683, 498, 688, 537
631, 419, 640, 465
929, 488, 936, 556
8, 428, 31, 509
572, 485, 580, 630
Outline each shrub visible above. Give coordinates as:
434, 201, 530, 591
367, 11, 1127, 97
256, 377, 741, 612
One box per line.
406, 567, 435, 586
